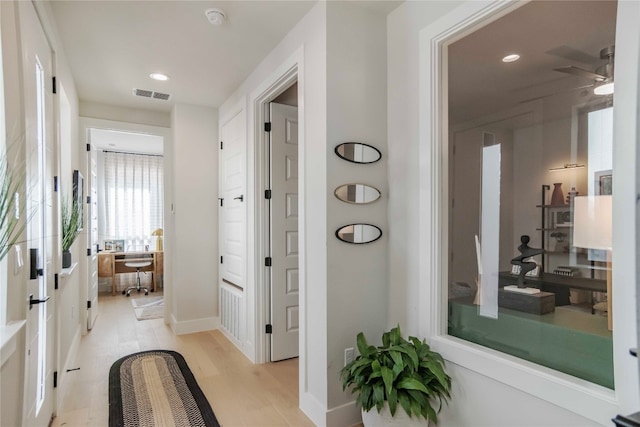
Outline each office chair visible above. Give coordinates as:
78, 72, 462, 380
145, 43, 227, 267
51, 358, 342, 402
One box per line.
123, 253, 152, 297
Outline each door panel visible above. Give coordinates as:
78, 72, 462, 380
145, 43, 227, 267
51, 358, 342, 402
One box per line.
269, 102, 299, 361
20, 1, 55, 425
220, 110, 246, 290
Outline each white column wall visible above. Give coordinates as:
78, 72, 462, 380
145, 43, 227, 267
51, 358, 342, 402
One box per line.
325, 2, 388, 421
170, 104, 219, 333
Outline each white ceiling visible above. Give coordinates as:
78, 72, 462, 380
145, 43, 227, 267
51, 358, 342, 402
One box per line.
51, 0, 402, 114
448, 1, 617, 126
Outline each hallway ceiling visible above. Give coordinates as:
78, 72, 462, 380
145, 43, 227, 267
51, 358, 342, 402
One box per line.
51, 1, 402, 114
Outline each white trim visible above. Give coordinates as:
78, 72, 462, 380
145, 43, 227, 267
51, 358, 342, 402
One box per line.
247, 47, 304, 365
418, 0, 638, 424
326, 400, 360, 427
0, 320, 26, 367
170, 314, 219, 335
299, 391, 327, 427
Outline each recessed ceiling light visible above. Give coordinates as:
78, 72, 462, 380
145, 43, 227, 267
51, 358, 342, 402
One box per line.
502, 54, 520, 63
149, 73, 170, 81
205, 8, 226, 26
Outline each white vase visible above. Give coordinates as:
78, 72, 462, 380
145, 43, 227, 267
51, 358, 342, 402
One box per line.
361, 403, 429, 427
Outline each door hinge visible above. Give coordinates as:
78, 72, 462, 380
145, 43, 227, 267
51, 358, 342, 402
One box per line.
52, 76, 57, 94
87, 248, 91, 257
86, 143, 91, 152
218, 197, 224, 207
220, 141, 223, 150
220, 256, 223, 264
265, 324, 272, 334
265, 257, 272, 267
265, 190, 272, 199
54, 273, 59, 290
87, 300, 91, 309
264, 122, 271, 132
53, 371, 58, 388
54, 176, 58, 192
86, 196, 91, 205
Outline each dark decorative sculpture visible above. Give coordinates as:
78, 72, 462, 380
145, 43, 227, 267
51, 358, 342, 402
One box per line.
511, 235, 543, 288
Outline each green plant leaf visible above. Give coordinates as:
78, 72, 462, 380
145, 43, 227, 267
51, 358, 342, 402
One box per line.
382, 330, 390, 348
389, 350, 403, 368
356, 332, 372, 357
397, 378, 430, 394
380, 365, 394, 395
424, 359, 450, 390
372, 383, 384, 407
389, 345, 419, 370
398, 392, 412, 417
387, 388, 398, 416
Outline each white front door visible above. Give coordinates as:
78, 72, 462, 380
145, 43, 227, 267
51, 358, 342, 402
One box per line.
21, 1, 56, 425
269, 102, 299, 361
86, 141, 98, 329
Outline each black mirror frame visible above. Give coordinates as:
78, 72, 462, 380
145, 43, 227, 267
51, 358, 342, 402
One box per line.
335, 223, 383, 244
334, 142, 382, 164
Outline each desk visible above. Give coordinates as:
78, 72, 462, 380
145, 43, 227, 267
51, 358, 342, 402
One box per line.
499, 271, 606, 306
98, 251, 163, 295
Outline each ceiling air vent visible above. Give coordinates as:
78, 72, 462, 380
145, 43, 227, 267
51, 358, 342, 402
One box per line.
152, 91, 171, 101
133, 88, 172, 101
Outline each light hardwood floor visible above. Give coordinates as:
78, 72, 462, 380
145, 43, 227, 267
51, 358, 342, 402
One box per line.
53, 292, 314, 427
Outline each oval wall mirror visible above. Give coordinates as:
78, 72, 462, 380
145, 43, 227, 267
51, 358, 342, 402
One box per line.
335, 224, 382, 244
335, 142, 381, 164
334, 183, 381, 204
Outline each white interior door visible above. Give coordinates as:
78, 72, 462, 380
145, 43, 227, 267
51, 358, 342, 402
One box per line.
269, 102, 299, 361
87, 141, 98, 329
21, 1, 56, 425
220, 109, 246, 290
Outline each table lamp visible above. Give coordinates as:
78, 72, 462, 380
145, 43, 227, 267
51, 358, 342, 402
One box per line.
572, 195, 612, 330
152, 228, 163, 251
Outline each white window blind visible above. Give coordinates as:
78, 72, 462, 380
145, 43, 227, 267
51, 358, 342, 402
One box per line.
103, 152, 163, 251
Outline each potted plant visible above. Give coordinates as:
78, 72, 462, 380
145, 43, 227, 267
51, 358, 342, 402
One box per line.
341, 326, 451, 426
0, 152, 28, 261
61, 196, 82, 268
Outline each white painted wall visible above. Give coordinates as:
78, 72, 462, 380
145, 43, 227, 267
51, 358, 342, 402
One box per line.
169, 103, 219, 333
80, 101, 170, 128
325, 2, 388, 419
387, 1, 464, 333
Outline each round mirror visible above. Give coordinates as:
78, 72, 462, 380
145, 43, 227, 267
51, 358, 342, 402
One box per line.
335, 224, 382, 244
335, 142, 381, 164
334, 184, 381, 204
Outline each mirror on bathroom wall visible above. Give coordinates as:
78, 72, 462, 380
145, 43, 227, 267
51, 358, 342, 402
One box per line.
335, 224, 382, 244
334, 183, 381, 204
335, 142, 381, 164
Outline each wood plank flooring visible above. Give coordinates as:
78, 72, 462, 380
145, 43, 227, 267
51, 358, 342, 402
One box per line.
52, 292, 313, 427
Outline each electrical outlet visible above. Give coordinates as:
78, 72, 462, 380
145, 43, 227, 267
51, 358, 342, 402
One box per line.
344, 347, 355, 366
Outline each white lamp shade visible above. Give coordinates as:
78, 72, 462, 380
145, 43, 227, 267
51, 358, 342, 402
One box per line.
572, 195, 612, 250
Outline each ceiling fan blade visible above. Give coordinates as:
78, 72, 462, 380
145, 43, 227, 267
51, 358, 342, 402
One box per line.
519, 84, 594, 103
554, 66, 607, 82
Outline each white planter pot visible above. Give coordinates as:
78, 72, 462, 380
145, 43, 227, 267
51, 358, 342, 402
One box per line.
361, 403, 429, 427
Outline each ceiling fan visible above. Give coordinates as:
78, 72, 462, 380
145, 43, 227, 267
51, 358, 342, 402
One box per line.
553, 45, 615, 95
519, 45, 615, 103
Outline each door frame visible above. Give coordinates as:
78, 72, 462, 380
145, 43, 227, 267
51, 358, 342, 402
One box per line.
77, 118, 171, 334
250, 53, 302, 364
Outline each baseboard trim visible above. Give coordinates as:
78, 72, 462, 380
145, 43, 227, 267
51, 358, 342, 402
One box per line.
327, 400, 361, 427
300, 392, 327, 426
170, 315, 219, 335
57, 325, 81, 413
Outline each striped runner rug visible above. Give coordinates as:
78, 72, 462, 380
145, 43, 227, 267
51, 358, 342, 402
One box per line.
109, 350, 220, 427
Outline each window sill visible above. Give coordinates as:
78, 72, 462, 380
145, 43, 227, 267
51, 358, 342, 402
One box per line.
431, 334, 618, 425
60, 262, 78, 278
1, 320, 26, 368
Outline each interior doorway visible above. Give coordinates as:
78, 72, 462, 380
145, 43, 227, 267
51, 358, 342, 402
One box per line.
78, 119, 169, 335
267, 84, 299, 361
